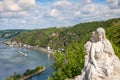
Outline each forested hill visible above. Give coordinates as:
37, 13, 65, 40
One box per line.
12, 18, 120, 51
49, 18, 120, 80
11, 18, 120, 80
0, 29, 25, 39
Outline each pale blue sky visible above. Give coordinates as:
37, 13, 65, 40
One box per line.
0, 0, 120, 30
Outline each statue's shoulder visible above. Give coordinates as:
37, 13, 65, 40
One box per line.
85, 41, 91, 46
84, 41, 92, 48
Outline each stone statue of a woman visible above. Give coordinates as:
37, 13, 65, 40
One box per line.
75, 27, 120, 80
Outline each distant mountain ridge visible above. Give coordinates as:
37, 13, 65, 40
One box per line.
0, 29, 26, 39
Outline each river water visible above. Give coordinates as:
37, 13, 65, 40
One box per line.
0, 39, 54, 80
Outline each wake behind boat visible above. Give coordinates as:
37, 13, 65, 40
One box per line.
18, 51, 27, 56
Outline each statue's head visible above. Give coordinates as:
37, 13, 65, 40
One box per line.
90, 31, 98, 42
96, 27, 106, 41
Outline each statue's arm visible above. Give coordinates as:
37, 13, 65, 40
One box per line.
103, 40, 115, 56
84, 41, 91, 67
91, 43, 97, 69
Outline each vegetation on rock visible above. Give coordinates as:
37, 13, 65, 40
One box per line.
5, 65, 45, 80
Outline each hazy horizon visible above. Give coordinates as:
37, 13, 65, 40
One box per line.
0, 17, 119, 31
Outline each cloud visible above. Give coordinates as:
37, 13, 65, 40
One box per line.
0, 11, 27, 18
18, 0, 35, 10
0, 2, 4, 12
106, 0, 120, 9
85, 0, 92, 3
0, 0, 35, 15
53, 0, 71, 7
50, 9, 60, 17
0, 0, 120, 30
0, 0, 36, 29
81, 3, 96, 15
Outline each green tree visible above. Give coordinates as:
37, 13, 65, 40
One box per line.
50, 42, 85, 80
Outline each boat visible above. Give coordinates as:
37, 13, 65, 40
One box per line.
18, 51, 27, 56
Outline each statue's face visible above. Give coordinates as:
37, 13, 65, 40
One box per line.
97, 32, 103, 41
90, 31, 98, 42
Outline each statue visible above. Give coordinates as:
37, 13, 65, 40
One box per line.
75, 27, 120, 80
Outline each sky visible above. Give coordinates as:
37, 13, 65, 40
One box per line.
0, 0, 120, 30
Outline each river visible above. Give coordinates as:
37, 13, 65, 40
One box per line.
0, 39, 54, 80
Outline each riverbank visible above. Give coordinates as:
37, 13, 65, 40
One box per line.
3, 41, 54, 54
0, 39, 54, 80
19, 67, 46, 80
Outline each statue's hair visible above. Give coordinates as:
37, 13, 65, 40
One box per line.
96, 27, 105, 33
96, 27, 115, 55
96, 27, 106, 40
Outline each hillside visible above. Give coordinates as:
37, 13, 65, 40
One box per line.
0, 29, 26, 39
11, 18, 120, 80
12, 18, 120, 51
12, 27, 80, 49
48, 18, 120, 80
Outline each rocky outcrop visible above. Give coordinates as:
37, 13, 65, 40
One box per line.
75, 28, 120, 80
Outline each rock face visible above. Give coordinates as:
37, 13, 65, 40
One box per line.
75, 27, 120, 80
